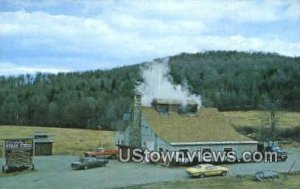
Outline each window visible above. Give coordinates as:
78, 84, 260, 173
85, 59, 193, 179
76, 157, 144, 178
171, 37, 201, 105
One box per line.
177, 104, 197, 115
179, 149, 189, 157
158, 104, 169, 113
206, 165, 216, 170
202, 148, 212, 153
224, 147, 233, 154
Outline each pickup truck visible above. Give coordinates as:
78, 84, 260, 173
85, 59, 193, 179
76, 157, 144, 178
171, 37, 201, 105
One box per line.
84, 147, 118, 159
257, 142, 288, 161
264, 145, 288, 161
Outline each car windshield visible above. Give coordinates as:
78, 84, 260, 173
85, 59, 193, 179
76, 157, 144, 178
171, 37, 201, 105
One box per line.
206, 165, 215, 170
79, 158, 92, 162
272, 147, 283, 152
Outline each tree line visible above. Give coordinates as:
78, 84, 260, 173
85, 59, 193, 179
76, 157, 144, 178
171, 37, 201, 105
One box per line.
0, 51, 299, 129
169, 51, 300, 110
0, 65, 141, 129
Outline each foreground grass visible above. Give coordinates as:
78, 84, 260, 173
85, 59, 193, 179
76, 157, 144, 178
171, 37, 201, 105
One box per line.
221, 110, 300, 128
126, 174, 300, 189
0, 125, 115, 156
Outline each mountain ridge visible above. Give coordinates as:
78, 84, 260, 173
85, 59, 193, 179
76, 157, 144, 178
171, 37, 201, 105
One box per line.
0, 50, 299, 129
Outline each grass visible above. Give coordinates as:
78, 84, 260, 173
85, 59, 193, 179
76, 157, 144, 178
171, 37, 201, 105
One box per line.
1, 110, 299, 156
221, 111, 300, 128
0, 125, 115, 156
124, 174, 300, 189
221, 111, 300, 147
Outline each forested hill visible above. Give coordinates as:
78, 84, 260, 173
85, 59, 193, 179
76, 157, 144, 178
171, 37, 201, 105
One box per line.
0, 51, 300, 129
169, 51, 300, 110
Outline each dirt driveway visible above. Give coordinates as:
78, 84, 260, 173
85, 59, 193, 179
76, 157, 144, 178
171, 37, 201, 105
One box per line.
0, 148, 300, 189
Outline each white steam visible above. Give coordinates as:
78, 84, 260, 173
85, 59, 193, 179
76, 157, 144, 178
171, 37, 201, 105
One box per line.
136, 58, 202, 107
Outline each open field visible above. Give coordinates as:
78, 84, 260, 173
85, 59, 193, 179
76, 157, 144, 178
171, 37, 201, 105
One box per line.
221, 111, 300, 128
1, 110, 300, 156
0, 126, 115, 156
221, 111, 300, 147
126, 174, 300, 189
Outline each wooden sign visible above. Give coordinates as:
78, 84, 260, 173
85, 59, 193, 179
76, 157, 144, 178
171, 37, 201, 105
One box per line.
2, 138, 34, 172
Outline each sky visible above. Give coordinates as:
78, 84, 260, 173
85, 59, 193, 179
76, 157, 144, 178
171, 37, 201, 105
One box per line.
0, 0, 300, 76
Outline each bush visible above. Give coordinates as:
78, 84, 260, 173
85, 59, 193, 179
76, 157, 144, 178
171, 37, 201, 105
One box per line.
277, 127, 300, 142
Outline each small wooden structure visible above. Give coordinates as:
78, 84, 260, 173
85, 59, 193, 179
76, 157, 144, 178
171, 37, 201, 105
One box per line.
30, 133, 54, 156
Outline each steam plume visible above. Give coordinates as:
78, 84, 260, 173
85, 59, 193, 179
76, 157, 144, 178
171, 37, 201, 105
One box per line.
136, 58, 202, 107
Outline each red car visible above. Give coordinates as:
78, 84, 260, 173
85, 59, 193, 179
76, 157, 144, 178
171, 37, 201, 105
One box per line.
84, 147, 118, 159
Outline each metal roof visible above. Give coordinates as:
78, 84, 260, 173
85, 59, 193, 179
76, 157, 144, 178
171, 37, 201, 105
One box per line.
34, 138, 54, 143
30, 133, 54, 143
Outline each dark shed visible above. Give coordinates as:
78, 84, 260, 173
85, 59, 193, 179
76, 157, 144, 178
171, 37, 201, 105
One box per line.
30, 133, 54, 156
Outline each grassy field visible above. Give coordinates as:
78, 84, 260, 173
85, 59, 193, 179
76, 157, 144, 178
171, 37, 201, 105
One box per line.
221, 110, 300, 147
0, 125, 115, 156
125, 174, 300, 189
221, 111, 300, 128
1, 110, 299, 156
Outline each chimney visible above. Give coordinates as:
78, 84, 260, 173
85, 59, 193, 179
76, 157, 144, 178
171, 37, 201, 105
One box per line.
130, 93, 142, 148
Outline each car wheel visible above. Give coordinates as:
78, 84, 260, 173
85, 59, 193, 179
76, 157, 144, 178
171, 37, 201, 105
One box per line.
165, 161, 171, 167
2, 166, 8, 173
221, 171, 227, 176
111, 154, 116, 159
199, 173, 205, 178
84, 165, 88, 170
282, 158, 287, 161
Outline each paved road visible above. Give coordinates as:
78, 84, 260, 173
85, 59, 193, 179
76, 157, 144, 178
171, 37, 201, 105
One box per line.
0, 148, 299, 189
226, 148, 300, 175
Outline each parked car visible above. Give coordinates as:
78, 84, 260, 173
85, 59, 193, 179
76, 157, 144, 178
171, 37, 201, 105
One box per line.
71, 157, 108, 170
186, 164, 229, 178
84, 147, 118, 159
265, 146, 288, 161
257, 142, 288, 161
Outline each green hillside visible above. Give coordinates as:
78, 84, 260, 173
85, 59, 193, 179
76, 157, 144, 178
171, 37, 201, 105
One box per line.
169, 51, 300, 110
0, 51, 300, 129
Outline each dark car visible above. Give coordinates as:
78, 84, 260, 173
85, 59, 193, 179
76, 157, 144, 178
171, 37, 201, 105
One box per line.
71, 157, 109, 170
265, 146, 288, 161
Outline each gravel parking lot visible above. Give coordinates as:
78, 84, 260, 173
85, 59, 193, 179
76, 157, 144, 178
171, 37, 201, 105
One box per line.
0, 148, 300, 189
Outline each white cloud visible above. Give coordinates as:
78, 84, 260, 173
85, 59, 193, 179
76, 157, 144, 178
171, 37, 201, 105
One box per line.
0, 0, 299, 75
0, 62, 69, 76
194, 35, 300, 57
